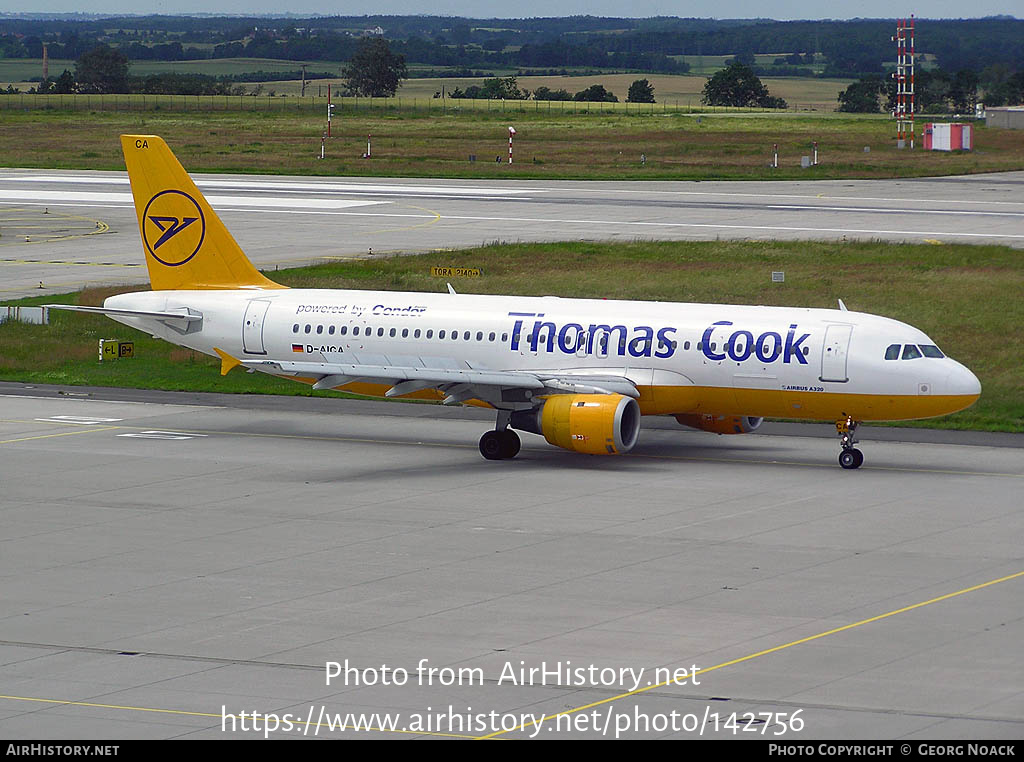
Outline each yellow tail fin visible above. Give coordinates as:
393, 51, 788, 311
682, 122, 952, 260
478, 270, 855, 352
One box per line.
120, 135, 285, 291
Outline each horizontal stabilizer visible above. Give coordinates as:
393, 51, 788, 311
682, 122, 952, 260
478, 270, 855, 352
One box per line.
46, 304, 202, 326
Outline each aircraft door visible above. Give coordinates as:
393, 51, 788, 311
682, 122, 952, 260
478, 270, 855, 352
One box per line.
576, 330, 589, 358
242, 299, 271, 355
820, 324, 852, 383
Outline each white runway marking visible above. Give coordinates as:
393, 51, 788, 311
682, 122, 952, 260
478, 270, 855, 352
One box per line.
764, 204, 1024, 218
537, 186, 1024, 207
8, 175, 546, 196
0, 190, 383, 210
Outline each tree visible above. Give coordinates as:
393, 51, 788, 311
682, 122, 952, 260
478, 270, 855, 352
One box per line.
949, 70, 979, 114
53, 69, 77, 94
574, 84, 618, 102
702, 62, 787, 109
533, 86, 572, 101
342, 37, 408, 98
75, 45, 129, 94
479, 76, 527, 100
837, 76, 883, 112
730, 50, 756, 67
627, 78, 655, 103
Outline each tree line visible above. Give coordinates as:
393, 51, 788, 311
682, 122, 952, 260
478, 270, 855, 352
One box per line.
440, 76, 656, 103
838, 66, 1024, 113
2, 15, 1022, 79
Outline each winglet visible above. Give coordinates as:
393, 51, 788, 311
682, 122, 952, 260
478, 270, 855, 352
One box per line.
447, 282, 457, 295
214, 347, 242, 376
837, 298, 848, 311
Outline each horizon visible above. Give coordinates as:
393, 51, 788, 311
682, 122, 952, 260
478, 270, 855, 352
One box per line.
0, 8, 1020, 21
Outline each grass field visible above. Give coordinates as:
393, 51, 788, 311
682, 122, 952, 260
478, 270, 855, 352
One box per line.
0, 108, 1018, 181
1, 241, 1020, 432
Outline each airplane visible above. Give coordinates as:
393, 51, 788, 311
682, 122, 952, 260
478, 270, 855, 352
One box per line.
49, 135, 981, 468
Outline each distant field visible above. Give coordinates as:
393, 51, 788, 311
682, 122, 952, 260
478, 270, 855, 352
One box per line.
0, 58, 850, 111
2, 240, 1020, 432
674, 53, 826, 76
387, 73, 852, 111
0, 57, 350, 89
0, 108, 1020, 181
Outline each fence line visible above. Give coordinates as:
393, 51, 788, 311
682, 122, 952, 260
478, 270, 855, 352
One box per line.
0, 93, 827, 115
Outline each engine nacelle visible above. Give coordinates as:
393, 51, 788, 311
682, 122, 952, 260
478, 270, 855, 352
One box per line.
674, 413, 763, 435
511, 394, 641, 455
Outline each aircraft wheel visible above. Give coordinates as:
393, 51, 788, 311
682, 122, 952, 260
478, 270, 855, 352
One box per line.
479, 431, 505, 460
500, 429, 521, 459
839, 448, 863, 469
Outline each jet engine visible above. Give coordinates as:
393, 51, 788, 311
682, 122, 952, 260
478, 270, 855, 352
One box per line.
511, 394, 641, 455
674, 413, 763, 435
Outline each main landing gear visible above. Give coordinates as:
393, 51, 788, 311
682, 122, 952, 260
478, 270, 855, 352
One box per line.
836, 415, 864, 469
479, 411, 521, 460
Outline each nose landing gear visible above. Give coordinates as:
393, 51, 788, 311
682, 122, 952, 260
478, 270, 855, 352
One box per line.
836, 415, 864, 469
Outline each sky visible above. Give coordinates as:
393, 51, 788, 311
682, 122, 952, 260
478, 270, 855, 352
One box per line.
0, 2, 1018, 19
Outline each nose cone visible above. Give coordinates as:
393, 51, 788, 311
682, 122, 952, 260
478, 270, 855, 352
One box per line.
942, 362, 983, 399
945, 361, 982, 410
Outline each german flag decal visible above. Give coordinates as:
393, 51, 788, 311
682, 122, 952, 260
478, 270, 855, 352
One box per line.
292, 344, 304, 353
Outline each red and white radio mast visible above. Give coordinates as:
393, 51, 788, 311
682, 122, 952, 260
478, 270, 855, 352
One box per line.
892, 16, 916, 149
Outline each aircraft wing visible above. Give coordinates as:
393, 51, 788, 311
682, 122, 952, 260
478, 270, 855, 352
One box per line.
240, 354, 639, 405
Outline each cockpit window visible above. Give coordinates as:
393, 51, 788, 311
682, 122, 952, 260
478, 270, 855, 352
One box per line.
919, 344, 944, 358
902, 344, 923, 360
885, 344, 901, 360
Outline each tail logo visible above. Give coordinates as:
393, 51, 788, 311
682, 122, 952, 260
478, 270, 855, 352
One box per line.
142, 190, 206, 267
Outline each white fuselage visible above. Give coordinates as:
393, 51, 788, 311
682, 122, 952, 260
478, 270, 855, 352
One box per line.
104, 288, 981, 422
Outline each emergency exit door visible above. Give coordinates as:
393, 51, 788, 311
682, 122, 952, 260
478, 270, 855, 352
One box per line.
820, 324, 852, 383
242, 299, 271, 355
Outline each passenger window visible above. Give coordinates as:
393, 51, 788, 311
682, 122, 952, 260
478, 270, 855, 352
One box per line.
353, 327, 360, 336
427, 329, 433, 339
684, 341, 691, 350
402, 328, 409, 338
463, 331, 471, 341
316, 325, 323, 334
476, 331, 483, 341
292, 323, 299, 333
920, 344, 944, 358
389, 328, 396, 337
377, 327, 384, 337
902, 344, 922, 360
329, 326, 335, 335
414, 329, 421, 339
802, 347, 809, 356
885, 344, 900, 360
304, 324, 311, 334
502, 333, 508, 342
341, 326, 348, 336
453, 331, 459, 341
439, 330, 445, 339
